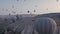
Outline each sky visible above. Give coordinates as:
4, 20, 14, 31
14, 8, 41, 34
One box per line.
0, 0, 60, 15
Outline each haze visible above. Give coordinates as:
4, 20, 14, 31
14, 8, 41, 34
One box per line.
0, 0, 60, 15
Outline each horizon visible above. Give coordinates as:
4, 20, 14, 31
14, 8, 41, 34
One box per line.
0, 0, 60, 15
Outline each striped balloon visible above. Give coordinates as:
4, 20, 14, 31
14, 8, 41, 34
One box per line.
34, 17, 57, 34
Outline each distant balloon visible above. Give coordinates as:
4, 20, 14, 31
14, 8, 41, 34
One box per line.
2, 8, 4, 11
17, 0, 19, 1
12, 11, 16, 14
6, 9, 8, 11
12, 5, 14, 8
24, 0, 26, 1
35, 5, 37, 7
9, 13, 11, 15
34, 10, 36, 12
46, 8, 48, 10
56, 0, 58, 2
27, 10, 29, 13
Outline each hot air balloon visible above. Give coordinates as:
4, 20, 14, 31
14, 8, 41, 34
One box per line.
6, 9, 8, 11
12, 5, 14, 8
2, 8, 4, 11
24, 0, 26, 1
9, 13, 11, 16
56, 0, 58, 2
34, 17, 57, 34
46, 8, 48, 10
12, 11, 16, 14
17, 0, 19, 1
34, 10, 36, 12
27, 10, 30, 13
35, 5, 37, 7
